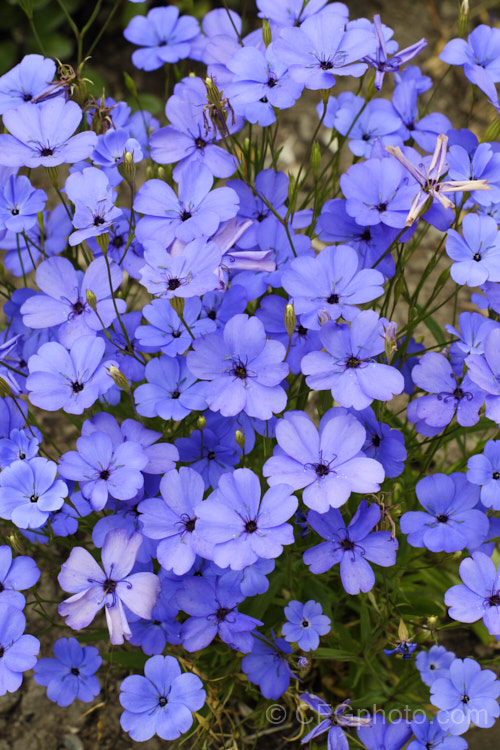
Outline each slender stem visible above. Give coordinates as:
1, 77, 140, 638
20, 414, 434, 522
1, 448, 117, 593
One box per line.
86, 0, 122, 59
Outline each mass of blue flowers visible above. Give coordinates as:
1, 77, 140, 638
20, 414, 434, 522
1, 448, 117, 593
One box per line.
0, 0, 500, 746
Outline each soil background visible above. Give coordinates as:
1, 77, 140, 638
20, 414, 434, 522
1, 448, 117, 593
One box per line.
1, 0, 500, 748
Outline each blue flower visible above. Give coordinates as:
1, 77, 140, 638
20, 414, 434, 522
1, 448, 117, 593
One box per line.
176, 574, 262, 653
119, 655, 205, 741
400, 473, 489, 553
408, 716, 467, 750
241, 632, 295, 699
124, 6, 199, 71
0, 605, 39, 695
445, 551, 500, 635
263, 409, 384, 513
303, 501, 398, 594
300, 694, 371, 749
0, 174, 47, 233
282, 599, 331, 651
33, 637, 101, 707
363, 14, 427, 90
440, 26, 500, 87
446, 214, 500, 287
357, 714, 412, 750
194, 468, 297, 570
430, 657, 500, 734
135, 355, 207, 421
415, 645, 456, 687
0, 98, 97, 167
0, 544, 40, 608
384, 641, 417, 659
467, 439, 500, 509
0, 54, 57, 114
0, 457, 67, 529
301, 311, 405, 410
187, 313, 288, 419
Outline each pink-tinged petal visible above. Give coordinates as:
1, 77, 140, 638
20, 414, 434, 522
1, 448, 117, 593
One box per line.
58, 586, 104, 629
105, 598, 131, 645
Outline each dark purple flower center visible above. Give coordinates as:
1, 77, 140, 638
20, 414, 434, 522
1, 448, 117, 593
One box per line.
207, 309, 217, 320
327, 293, 339, 304
461, 695, 470, 704
158, 696, 168, 707
376, 202, 388, 212
23, 92, 33, 101
71, 381, 84, 393
256, 212, 267, 222
180, 210, 192, 221
340, 538, 355, 551
172, 330, 182, 338
171, 390, 180, 399
11, 208, 20, 215
345, 356, 361, 369
260, 96, 269, 103
93, 215, 106, 226
232, 360, 247, 379
30, 494, 39, 503
72, 300, 86, 315
296, 324, 308, 336
111, 235, 124, 248
40, 146, 55, 156
99, 469, 110, 480
18, 453, 26, 460
207, 451, 216, 460
168, 278, 181, 290
0, 583, 4, 592
320, 60, 334, 70
314, 462, 330, 478
487, 593, 500, 607
266, 76, 278, 87
372, 435, 381, 447
473, 253, 482, 261
493, 472, 500, 480
245, 519, 258, 533
360, 228, 372, 241
195, 137, 206, 150
301, 619, 310, 628
103, 578, 117, 595
71, 667, 80, 676
216, 607, 230, 621
0, 646, 4, 657
184, 518, 196, 532
436, 514, 449, 523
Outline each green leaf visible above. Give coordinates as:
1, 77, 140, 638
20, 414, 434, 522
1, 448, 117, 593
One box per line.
101, 650, 148, 670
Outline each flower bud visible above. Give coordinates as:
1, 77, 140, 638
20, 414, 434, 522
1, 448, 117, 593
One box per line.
118, 150, 136, 183
262, 19, 272, 47
107, 365, 130, 392
398, 618, 409, 643
458, 0, 469, 38
170, 297, 185, 317
196, 415, 207, 430
96, 233, 109, 254
44, 165, 59, 186
123, 71, 138, 98
483, 115, 500, 143
384, 321, 398, 362
9, 532, 24, 554
0, 378, 12, 398
86, 289, 97, 311
287, 173, 297, 212
311, 141, 321, 180
284, 303, 296, 339
235, 429, 245, 450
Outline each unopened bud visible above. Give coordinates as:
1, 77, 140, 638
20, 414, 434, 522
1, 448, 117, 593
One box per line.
118, 150, 136, 183
123, 71, 138, 98
317, 309, 332, 327
427, 615, 438, 627
45, 165, 59, 186
398, 618, 409, 643
287, 173, 297, 212
0, 378, 12, 398
262, 19, 272, 47
196, 415, 206, 431
319, 89, 330, 109
86, 289, 97, 311
365, 69, 377, 101
157, 166, 167, 181
235, 429, 245, 450
107, 365, 130, 392
311, 141, 321, 179
170, 297, 185, 317
458, 0, 469, 38
96, 232, 109, 254
384, 321, 398, 362
284, 303, 296, 339
9, 532, 24, 554
483, 115, 500, 143
204, 75, 220, 106
146, 165, 156, 180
